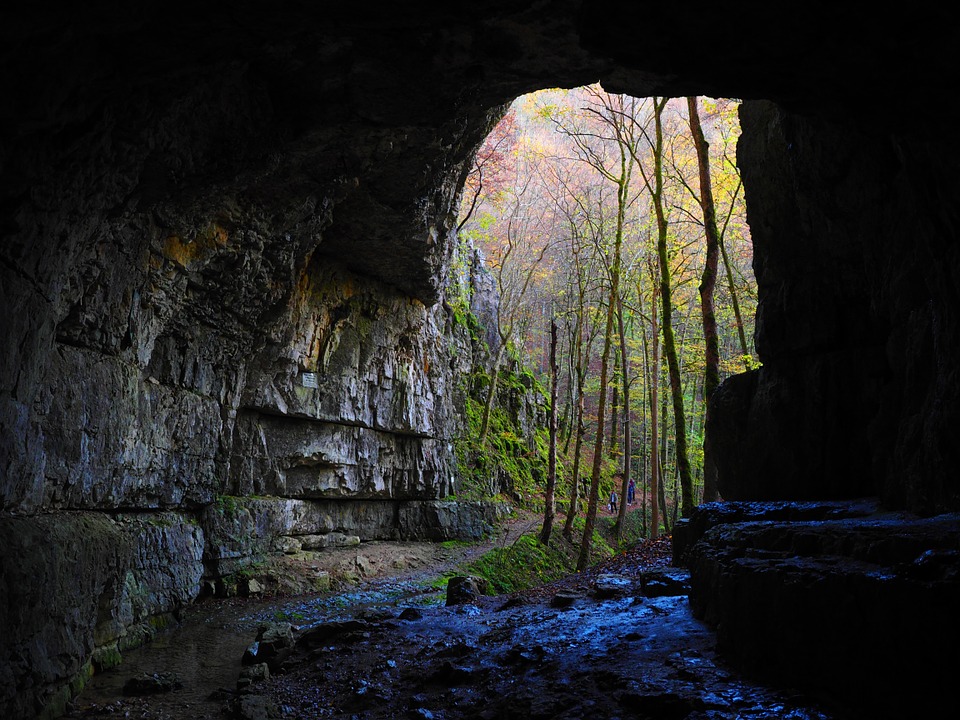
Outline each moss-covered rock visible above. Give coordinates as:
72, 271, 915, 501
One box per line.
0, 512, 204, 720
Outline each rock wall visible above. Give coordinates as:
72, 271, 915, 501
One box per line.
682, 501, 960, 715
0, 513, 204, 720
0, 70, 503, 712
0, 219, 505, 717
229, 257, 466, 501
708, 101, 960, 515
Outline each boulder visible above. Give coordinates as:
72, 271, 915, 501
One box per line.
640, 569, 690, 598
245, 623, 295, 671
549, 590, 582, 609
592, 574, 633, 599
237, 663, 270, 691
231, 694, 281, 720
445, 576, 481, 606
122, 672, 183, 696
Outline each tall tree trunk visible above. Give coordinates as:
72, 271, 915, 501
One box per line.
563, 304, 588, 540
659, 391, 671, 534
649, 281, 661, 539
561, 371, 574, 454
539, 319, 559, 544
684, 372, 703, 501
637, 288, 650, 539
672, 460, 680, 526
577, 148, 629, 571
650, 97, 695, 519
561, 311, 580, 455
577, 280, 617, 571
610, 381, 619, 459
614, 295, 632, 543
687, 96, 721, 503
562, 393, 585, 540
478, 340, 507, 443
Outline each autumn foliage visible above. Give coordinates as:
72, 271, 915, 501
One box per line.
457, 86, 756, 541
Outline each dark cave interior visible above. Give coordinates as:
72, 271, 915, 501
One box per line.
2, 2, 960, 717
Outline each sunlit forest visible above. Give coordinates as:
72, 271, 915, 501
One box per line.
456, 86, 756, 548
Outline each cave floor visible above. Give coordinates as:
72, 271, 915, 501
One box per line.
66, 531, 844, 720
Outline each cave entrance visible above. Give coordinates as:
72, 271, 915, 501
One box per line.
454, 85, 757, 537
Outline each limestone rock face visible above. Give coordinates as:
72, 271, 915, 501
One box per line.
200, 496, 510, 579
226, 259, 466, 501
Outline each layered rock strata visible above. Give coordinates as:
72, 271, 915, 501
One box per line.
682, 501, 960, 715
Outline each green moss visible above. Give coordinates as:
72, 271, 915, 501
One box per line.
426, 570, 458, 592
440, 539, 471, 549
119, 626, 153, 652
455, 508, 651, 596
454, 385, 549, 505
313, 573, 332, 592
91, 645, 123, 672
147, 613, 174, 631
146, 514, 175, 528
462, 534, 576, 595
570, 515, 615, 557
273, 609, 306, 622
215, 494, 242, 518
233, 560, 266, 581
354, 312, 374, 340
70, 660, 94, 695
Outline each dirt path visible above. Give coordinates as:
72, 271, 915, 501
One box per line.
268, 508, 543, 595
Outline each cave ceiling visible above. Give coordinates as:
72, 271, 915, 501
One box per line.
3, 2, 955, 300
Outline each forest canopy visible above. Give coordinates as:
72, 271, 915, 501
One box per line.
456, 85, 756, 548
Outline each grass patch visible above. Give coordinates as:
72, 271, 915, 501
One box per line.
439, 539, 472, 550
462, 534, 575, 594
443, 507, 650, 597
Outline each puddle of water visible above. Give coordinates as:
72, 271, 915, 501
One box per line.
73, 575, 448, 712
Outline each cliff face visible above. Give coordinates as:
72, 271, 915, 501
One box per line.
0, 87, 474, 516
708, 102, 960, 514
0, 52, 497, 712
2, 1, 960, 718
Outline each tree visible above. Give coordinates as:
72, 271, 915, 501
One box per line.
545, 87, 640, 570
644, 269, 661, 538
612, 292, 633, 542
458, 86, 755, 563
476, 175, 553, 444
539, 318, 559, 544
556, 202, 600, 540
458, 107, 518, 232
628, 96, 696, 519
686, 96, 721, 503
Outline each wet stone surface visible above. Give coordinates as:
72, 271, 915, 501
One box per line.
65, 537, 842, 719
258, 592, 836, 720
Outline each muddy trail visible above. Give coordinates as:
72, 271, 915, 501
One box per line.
65, 520, 844, 720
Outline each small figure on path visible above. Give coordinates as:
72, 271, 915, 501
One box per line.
609, 490, 618, 514
627, 478, 636, 505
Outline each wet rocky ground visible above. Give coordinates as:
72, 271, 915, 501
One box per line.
66, 532, 845, 720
